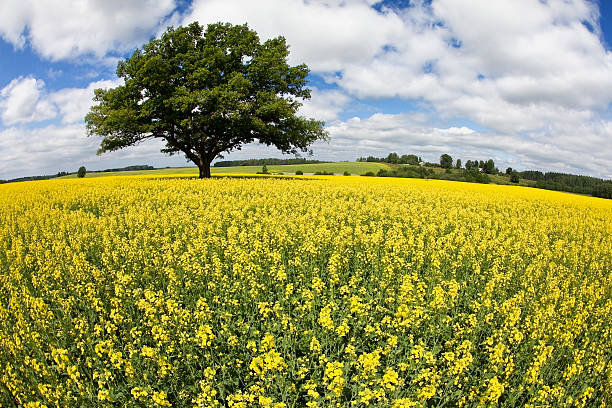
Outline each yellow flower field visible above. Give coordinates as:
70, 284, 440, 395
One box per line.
0, 175, 611, 407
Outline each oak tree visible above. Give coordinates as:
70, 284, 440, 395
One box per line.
86, 22, 328, 178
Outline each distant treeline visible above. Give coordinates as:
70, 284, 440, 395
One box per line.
0, 174, 58, 184
357, 153, 422, 165
364, 167, 491, 184
214, 158, 329, 167
96, 165, 155, 173
0, 165, 157, 184
520, 171, 612, 199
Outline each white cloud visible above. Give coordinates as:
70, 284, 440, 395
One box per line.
0, 76, 56, 125
0, 76, 122, 126
49, 79, 123, 124
0, 0, 176, 60
183, 0, 407, 72
298, 88, 351, 122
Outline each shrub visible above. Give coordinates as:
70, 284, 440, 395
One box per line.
510, 171, 520, 183
295, 170, 303, 175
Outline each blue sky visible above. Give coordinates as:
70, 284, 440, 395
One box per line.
1, 0, 612, 179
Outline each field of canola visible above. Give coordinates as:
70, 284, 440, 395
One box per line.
1, 175, 611, 408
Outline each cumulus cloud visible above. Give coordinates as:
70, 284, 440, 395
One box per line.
49, 79, 123, 124
0, 76, 122, 126
0, 77, 56, 125
298, 88, 352, 122
0, 0, 176, 60
182, 0, 407, 72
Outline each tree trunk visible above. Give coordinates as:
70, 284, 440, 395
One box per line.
198, 160, 211, 178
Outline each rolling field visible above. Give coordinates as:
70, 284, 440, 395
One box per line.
58, 162, 391, 178
1, 176, 611, 407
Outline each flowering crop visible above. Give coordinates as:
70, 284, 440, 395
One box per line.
0, 175, 611, 407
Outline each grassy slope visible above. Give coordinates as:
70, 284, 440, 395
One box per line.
59, 162, 391, 178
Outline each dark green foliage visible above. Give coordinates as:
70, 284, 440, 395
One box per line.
363, 171, 376, 176
357, 153, 420, 165
343, 171, 351, 176
506, 167, 513, 175
214, 158, 327, 167
257, 164, 269, 174
520, 170, 544, 181
440, 154, 453, 169
85, 22, 328, 178
314, 171, 334, 175
483, 159, 496, 174
592, 182, 612, 199
455, 159, 462, 169
520, 171, 610, 198
510, 171, 520, 183
101, 165, 154, 172
295, 170, 303, 175
462, 168, 490, 183
373, 165, 493, 184
77, 166, 87, 178
356, 156, 381, 162
386, 152, 399, 164
1, 175, 57, 183
376, 166, 433, 179
511, 170, 611, 198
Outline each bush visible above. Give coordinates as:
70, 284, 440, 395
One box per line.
510, 171, 520, 183
295, 170, 303, 175
343, 171, 351, 176
463, 168, 490, 183
77, 166, 86, 178
363, 172, 376, 177
314, 171, 334, 175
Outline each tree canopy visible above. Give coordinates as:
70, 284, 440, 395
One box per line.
85, 22, 328, 178
440, 154, 453, 169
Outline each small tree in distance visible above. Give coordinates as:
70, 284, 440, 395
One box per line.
440, 154, 453, 169
85, 22, 328, 178
483, 159, 496, 174
510, 171, 520, 183
77, 166, 86, 178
